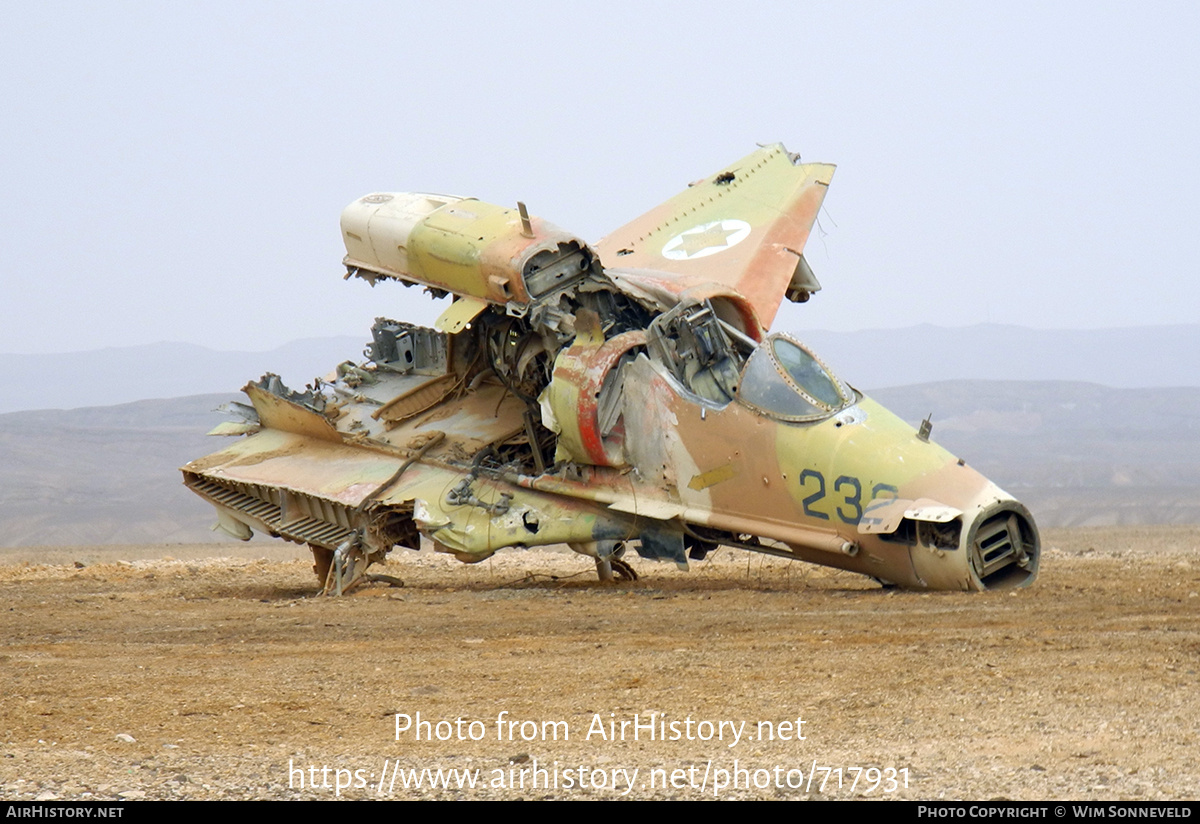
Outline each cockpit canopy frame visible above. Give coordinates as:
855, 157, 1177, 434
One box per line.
737, 334, 856, 423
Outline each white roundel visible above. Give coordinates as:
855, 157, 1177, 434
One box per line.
661, 219, 752, 260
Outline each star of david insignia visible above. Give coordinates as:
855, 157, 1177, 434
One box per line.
661, 219, 752, 260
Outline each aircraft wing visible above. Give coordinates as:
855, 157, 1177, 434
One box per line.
594, 144, 834, 330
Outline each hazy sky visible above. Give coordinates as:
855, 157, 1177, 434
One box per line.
2, 2, 1198, 354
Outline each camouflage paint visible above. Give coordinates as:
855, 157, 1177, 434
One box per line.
183, 144, 1039, 594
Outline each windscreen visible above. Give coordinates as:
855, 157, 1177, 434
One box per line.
737, 335, 854, 422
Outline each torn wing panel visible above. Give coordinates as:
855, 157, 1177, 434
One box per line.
593, 144, 834, 330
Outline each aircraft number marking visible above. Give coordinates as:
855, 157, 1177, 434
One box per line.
834, 476, 862, 523
798, 472, 899, 525
858, 483, 900, 528
798, 469, 829, 520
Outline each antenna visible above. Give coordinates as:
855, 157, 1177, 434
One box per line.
517, 201, 534, 238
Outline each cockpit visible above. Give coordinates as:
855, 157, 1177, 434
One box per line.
645, 298, 855, 423
737, 334, 856, 422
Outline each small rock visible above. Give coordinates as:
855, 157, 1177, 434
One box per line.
115, 733, 136, 743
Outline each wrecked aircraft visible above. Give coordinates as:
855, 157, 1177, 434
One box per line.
182, 144, 1039, 594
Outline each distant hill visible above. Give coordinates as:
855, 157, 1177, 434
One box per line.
1, 381, 1197, 548
2, 323, 1197, 415
872, 381, 1200, 527
0, 337, 363, 414
0, 395, 233, 546
799, 324, 1200, 390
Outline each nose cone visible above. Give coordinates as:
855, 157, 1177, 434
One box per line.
961, 499, 1040, 590
900, 486, 1041, 591
831, 398, 1041, 591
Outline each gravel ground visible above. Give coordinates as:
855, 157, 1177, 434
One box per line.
2, 526, 1198, 800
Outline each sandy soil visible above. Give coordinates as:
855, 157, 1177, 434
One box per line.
2, 526, 1198, 801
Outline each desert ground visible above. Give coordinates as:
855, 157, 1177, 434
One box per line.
2, 526, 1197, 801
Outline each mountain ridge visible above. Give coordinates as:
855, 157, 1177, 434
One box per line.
2, 380, 1197, 547
5, 323, 1196, 415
